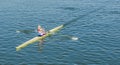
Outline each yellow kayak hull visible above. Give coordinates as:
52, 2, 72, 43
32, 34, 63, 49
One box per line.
16, 25, 64, 51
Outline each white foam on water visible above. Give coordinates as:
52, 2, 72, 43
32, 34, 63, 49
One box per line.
71, 36, 79, 41
16, 30, 20, 33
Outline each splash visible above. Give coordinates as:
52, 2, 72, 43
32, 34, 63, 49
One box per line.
71, 36, 79, 41
16, 30, 20, 33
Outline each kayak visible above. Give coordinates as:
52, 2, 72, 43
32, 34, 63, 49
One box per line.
16, 8, 101, 51
16, 25, 64, 51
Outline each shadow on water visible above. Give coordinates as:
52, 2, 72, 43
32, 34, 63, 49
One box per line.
102, 10, 120, 14
37, 41, 44, 52
16, 29, 35, 34
28, 63, 67, 65
60, 7, 80, 11
63, 7, 103, 26
45, 34, 79, 43
58, 35, 79, 41
109, 11, 120, 14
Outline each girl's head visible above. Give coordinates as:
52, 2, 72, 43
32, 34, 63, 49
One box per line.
38, 25, 42, 28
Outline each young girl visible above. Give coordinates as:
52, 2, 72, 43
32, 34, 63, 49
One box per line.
37, 25, 46, 44
37, 25, 46, 36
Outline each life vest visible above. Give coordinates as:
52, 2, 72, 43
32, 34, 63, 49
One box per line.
37, 26, 45, 36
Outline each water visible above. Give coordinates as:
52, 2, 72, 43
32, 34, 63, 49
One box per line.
0, 0, 120, 65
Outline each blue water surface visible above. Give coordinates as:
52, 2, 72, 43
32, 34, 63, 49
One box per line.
0, 0, 120, 65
